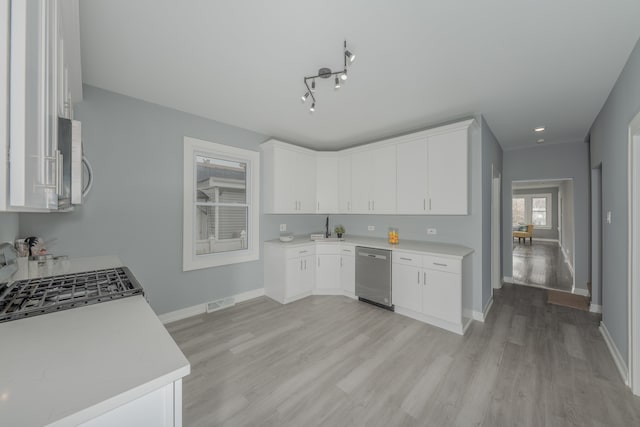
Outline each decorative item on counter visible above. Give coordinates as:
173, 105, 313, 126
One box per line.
388, 228, 399, 244
279, 233, 294, 242
24, 236, 47, 257
334, 225, 345, 239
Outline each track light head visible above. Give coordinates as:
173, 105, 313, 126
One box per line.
310, 103, 315, 113
335, 76, 340, 89
311, 80, 316, 92
345, 50, 355, 63
301, 92, 310, 102
340, 70, 348, 81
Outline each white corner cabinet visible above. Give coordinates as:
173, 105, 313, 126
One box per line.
261, 119, 475, 215
392, 250, 473, 334
1, 0, 82, 212
264, 241, 356, 304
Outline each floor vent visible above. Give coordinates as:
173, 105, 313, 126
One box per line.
206, 297, 235, 313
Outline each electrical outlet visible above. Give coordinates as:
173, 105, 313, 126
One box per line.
427, 228, 437, 235
368, 225, 375, 231
280, 224, 287, 232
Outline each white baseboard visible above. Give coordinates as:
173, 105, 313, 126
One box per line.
471, 297, 494, 322
600, 321, 629, 385
571, 288, 590, 297
561, 246, 575, 277
590, 303, 602, 313
503, 276, 514, 284
534, 238, 559, 243
158, 287, 265, 324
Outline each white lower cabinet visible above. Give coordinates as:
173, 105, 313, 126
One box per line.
315, 245, 341, 294
392, 250, 468, 334
264, 244, 316, 304
339, 245, 355, 296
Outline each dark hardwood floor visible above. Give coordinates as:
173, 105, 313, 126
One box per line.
513, 241, 574, 292
167, 284, 640, 426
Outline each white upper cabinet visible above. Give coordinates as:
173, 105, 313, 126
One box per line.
261, 119, 473, 216
427, 129, 468, 215
350, 145, 397, 214
262, 141, 316, 214
396, 138, 429, 214
316, 155, 338, 214
2, 0, 82, 212
337, 155, 351, 213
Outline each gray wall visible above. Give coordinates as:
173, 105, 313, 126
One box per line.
19, 85, 323, 315
331, 114, 502, 314
589, 37, 640, 364
0, 213, 19, 243
502, 142, 590, 292
481, 117, 503, 311
512, 187, 559, 240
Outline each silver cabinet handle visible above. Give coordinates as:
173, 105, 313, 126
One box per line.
423, 272, 426, 285
299, 250, 308, 254
318, 257, 320, 267
423, 198, 426, 210
417, 271, 420, 284
400, 257, 412, 261
343, 249, 352, 253
300, 260, 303, 270
372, 200, 375, 211
294, 200, 297, 211
433, 262, 448, 267
429, 198, 432, 210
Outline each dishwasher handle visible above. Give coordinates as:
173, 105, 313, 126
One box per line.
358, 252, 387, 260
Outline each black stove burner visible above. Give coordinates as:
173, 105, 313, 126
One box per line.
0, 267, 144, 323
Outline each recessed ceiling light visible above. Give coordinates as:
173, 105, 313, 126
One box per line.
537, 139, 545, 143
534, 127, 546, 132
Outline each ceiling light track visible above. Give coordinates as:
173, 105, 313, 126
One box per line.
301, 40, 355, 113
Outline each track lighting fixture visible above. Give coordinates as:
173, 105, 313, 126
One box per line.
300, 40, 356, 111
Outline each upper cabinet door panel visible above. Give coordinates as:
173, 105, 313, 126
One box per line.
295, 151, 316, 213
371, 145, 397, 214
337, 155, 351, 213
272, 147, 297, 213
316, 156, 338, 214
350, 151, 371, 214
428, 129, 468, 215
397, 139, 428, 214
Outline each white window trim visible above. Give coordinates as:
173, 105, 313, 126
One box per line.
183, 136, 260, 271
512, 193, 553, 230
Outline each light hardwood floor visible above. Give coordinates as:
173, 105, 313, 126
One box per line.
167, 284, 640, 426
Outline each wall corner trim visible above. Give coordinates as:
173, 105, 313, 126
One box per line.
600, 321, 629, 386
472, 297, 494, 322
158, 288, 265, 325
589, 303, 602, 313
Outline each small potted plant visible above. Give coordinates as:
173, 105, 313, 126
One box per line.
334, 225, 345, 239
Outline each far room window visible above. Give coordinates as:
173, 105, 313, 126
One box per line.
512, 197, 526, 225
183, 137, 260, 271
512, 193, 552, 229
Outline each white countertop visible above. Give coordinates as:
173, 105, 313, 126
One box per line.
0, 295, 190, 426
265, 235, 474, 259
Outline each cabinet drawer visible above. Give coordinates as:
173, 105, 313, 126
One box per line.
340, 244, 356, 255
422, 255, 460, 274
286, 245, 316, 258
392, 251, 422, 268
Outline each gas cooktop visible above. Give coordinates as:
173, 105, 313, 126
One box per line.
0, 267, 144, 323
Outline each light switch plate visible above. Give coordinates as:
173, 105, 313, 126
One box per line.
606, 211, 612, 224
368, 225, 375, 231
280, 224, 287, 232
427, 228, 437, 235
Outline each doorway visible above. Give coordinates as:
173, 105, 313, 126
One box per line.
628, 111, 640, 396
511, 179, 575, 292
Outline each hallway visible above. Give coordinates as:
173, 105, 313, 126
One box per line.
513, 241, 574, 292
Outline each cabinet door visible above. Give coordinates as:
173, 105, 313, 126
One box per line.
316, 156, 338, 213
9, 0, 58, 209
271, 147, 297, 213
285, 257, 302, 298
337, 155, 351, 213
422, 269, 461, 324
350, 151, 371, 213
428, 130, 468, 215
397, 139, 428, 214
316, 254, 341, 290
371, 145, 397, 214
300, 255, 316, 293
340, 255, 355, 294
295, 151, 317, 213
392, 263, 422, 312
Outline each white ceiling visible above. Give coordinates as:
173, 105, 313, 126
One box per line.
79, 0, 640, 150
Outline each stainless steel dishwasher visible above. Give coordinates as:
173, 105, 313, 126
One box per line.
355, 246, 393, 310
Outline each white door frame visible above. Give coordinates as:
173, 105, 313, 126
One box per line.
628, 111, 640, 396
491, 165, 502, 290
